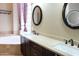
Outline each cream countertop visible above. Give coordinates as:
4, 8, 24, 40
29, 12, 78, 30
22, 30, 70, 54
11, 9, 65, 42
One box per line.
20, 32, 77, 56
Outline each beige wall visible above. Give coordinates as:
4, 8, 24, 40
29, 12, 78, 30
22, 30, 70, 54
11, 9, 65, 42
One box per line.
0, 3, 13, 34
32, 3, 79, 41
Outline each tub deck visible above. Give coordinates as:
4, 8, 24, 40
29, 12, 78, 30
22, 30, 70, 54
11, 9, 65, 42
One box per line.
0, 34, 22, 56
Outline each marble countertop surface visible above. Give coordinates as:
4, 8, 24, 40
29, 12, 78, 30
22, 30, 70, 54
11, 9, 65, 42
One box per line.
20, 32, 79, 56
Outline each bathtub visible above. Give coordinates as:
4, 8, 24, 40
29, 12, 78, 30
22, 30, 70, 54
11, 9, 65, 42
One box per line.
0, 35, 21, 44
0, 35, 22, 55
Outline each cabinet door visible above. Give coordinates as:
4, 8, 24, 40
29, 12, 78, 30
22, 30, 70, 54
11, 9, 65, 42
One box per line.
26, 39, 31, 56
21, 36, 27, 56
45, 48, 62, 56
30, 48, 42, 56
21, 36, 31, 56
30, 41, 43, 56
45, 49, 56, 56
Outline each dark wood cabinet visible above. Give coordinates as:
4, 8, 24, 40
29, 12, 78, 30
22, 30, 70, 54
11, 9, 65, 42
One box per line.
21, 36, 30, 56
45, 48, 62, 56
21, 36, 26, 56
45, 49, 56, 56
21, 36, 62, 56
25, 39, 30, 56
30, 41, 43, 56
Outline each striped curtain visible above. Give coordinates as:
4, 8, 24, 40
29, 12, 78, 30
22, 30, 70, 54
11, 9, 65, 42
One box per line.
17, 3, 27, 32
17, 3, 21, 31
23, 3, 27, 31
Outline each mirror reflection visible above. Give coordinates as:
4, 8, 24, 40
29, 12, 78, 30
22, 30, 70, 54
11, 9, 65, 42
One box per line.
62, 3, 79, 29
32, 6, 42, 26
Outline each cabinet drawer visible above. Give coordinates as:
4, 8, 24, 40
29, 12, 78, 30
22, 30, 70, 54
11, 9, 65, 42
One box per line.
30, 42, 42, 51
45, 49, 56, 56
31, 48, 42, 56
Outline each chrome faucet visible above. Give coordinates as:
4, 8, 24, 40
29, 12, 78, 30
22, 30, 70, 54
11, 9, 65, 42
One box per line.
32, 30, 39, 35
65, 39, 67, 44
68, 39, 74, 46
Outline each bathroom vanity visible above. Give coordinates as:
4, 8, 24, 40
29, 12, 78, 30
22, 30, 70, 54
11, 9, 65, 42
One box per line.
21, 36, 62, 56
20, 32, 65, 56
20, 32, 79, 56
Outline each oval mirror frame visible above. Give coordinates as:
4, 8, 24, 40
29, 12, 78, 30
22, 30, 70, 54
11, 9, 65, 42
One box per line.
32, 5, 42, 26
62, 3, 79, 29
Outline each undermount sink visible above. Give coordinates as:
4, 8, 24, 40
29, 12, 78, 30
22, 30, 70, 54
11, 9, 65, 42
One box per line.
53, 43, 79, 56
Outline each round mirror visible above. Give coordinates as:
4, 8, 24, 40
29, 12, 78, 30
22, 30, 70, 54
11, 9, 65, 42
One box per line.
32, 5, 42, 25
62, 3, 79, 29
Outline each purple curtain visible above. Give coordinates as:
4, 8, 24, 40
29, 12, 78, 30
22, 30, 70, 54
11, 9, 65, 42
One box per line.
17, 3, 27, 32
23, 3, 27, 32
17, 3, 21, 30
